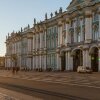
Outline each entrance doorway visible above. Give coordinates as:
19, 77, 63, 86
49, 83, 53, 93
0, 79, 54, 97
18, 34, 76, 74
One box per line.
73, 49, 83, 71
61, 52, 66, 71
91, 47, 98, 72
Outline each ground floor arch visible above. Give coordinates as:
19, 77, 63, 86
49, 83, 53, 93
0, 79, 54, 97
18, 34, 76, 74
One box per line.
61, 52, 66, 71
72, 49, 83, 71
90, 47, 99, 72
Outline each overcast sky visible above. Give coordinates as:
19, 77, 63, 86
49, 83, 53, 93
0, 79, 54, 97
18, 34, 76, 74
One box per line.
0, 0, 71, 56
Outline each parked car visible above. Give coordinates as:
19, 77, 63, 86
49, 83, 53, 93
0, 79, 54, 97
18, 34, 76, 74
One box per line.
77, 66, 92, 73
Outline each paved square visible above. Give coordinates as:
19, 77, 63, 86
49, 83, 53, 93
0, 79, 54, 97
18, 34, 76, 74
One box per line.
0, 70, 100, 88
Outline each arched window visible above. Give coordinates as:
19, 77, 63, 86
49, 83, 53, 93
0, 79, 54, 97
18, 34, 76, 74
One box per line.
69, 28, 74, 43
93, 13, 99, 22
71, 31, 74, 43
92, 24, 99, 40
92, 12, 99, 40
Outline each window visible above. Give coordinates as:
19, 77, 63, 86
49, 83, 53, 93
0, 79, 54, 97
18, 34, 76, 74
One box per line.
63, 23, 66, 30
70, 20, 74, 27
92, 12, 99, 40
77, 32, 81, 42
92, 24, 99, 40
71, 32, 74, 43
93, 13, 99, 22
76, 17, 80, 26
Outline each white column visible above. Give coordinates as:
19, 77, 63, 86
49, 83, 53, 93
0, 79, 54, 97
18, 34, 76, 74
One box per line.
44, 30, 46, 48
41, 33, 43, 49
40, 32, 43, 49
33, 34, 34, 50
73, 20, 77, 43
58, 26, 60, 47
70, 56, 73, 70
98, 49, 100, 71
37, 56, 39, 69
40, 55, 42, 69
41, 55, 43, 69
68, 51, 73, 71
60, 26, 63, 46
66, 52, 68, 70
80, 18, 83, 42
67, 52, 70, 70
28, 38, 31, 52
99, 10, 100, 39
19, 56, 21, 70
66, 21, 70, 44
38, 34, 39, 49
57, 53, 61, 70
33, 34, 36, 50
85, 50, 91, 68
36, 34, 37, 50
85, 11, 92, 43
38, 33, 40, 49
29, 58, 32, 70
36, 56, 38, 68
33, 56, 35, 70
83, 50, 86, 67
44, 55, 46, 70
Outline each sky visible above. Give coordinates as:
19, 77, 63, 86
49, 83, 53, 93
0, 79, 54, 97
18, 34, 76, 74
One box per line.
0, 0, 72, 56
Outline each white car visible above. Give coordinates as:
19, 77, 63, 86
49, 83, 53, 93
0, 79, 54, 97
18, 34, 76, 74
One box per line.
77, 66, 92, 73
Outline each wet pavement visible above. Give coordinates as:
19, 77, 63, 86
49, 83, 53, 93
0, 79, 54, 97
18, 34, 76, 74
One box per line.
0, 93, 18, 100
0, 70, 100, 88
0, 87, 43, 100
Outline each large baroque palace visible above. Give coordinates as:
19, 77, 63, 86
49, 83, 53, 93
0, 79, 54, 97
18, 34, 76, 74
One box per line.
5, 0, 100, 72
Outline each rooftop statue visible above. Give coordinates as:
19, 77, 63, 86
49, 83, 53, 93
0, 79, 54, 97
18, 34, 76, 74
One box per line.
45, 13, 48, 20
50, 12, 53, 18
59, 7, 62, 13
34, 18, 36, 25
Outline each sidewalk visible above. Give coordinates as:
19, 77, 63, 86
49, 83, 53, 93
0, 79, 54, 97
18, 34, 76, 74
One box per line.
0, 87, 42, 100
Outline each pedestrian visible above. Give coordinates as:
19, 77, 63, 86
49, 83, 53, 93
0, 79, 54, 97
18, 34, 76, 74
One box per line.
12, 67, 15, 74
16, 66, 19, 73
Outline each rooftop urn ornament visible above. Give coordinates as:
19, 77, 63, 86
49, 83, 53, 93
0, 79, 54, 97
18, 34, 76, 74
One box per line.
40, 20, 41, 23
18, 31, 20, 33
6, 36, 7, 40
21, 27, 23, 32
34, 18, 36, 25
50, 12, 53, 18
45, 13, 48, 20
13, 30, 14, 33
8, 33, 9, 37
28, 24, 30, 29
55, 11, 58, 16
59, 7, 62, 13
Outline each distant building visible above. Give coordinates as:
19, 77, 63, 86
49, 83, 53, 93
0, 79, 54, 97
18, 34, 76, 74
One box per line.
5, 0, 100, 72
0, 57, 5, 69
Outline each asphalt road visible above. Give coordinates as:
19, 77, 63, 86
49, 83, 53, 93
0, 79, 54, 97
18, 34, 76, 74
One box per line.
0, 76, 99, 100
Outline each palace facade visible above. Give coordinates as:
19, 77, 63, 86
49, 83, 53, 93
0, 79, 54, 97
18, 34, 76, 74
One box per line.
5, 0, 100, 72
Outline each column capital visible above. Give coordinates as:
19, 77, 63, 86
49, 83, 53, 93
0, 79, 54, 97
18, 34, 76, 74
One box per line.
58, 20, 63, 27
39, 25, 43, 33
83, 45, 89, 50
79, 16, 84, 20
85, 10, 92, 18
97, 7, 100, 14
56, 48, 60, 54
66, 18, 70, 24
